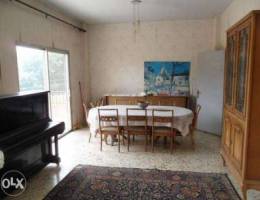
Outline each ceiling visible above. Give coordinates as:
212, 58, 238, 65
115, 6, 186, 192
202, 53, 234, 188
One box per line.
42, 0, 233, 24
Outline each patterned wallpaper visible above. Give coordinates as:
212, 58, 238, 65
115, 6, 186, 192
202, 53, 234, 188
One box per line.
0, 1, 88, 127
87, 19, 215, 99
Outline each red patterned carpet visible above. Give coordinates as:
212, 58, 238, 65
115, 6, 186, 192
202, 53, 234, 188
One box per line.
44, 165, 240, 200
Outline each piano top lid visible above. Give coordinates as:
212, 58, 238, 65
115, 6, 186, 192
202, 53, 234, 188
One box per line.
0, 90, 50, 100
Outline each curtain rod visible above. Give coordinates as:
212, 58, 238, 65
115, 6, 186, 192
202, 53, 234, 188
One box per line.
11, 0, 87, 33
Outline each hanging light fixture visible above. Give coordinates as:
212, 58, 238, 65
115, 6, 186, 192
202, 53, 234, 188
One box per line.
131, 0, 142, 35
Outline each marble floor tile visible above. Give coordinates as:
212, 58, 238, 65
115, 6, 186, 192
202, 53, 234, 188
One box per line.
7, 128, 260, 200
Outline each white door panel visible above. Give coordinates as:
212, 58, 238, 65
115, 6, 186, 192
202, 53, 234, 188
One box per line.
196, 50, 225, 135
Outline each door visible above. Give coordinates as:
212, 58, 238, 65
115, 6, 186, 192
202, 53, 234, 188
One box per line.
17, 46, 48, 91
48, 51, 72, 132
196, 50, 225, 135
16, 45, 72, 133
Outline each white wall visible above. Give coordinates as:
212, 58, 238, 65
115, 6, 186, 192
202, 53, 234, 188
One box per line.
216, 0, 260, 49
86, 0, 260, 99
0, 0, 89, 128
87, 19, 216, 99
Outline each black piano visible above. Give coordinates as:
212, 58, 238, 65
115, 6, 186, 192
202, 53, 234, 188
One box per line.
0, 91, 64, 182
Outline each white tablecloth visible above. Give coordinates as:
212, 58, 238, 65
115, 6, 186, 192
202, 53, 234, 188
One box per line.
87, 105, 193, 136
0, 151, 4, 169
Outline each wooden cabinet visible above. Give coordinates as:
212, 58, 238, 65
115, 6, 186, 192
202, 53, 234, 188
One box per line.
223, 113, 232, 153
235, 23, 251, 115
104, 95, 188, 107
224, 32, 236, 107
221, 11, 260, 200
232, 121, 244, 170
223, 111, 244, 172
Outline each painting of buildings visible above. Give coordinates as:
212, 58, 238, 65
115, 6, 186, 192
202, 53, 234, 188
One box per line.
144, 61, 190, 96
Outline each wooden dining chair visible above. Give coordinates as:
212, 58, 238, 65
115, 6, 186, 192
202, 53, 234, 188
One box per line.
89, 97, 104, 108
125, 108, 148, 151
190, 104, 202, 148
98, 109, 121, 152
152, 109, 176, 153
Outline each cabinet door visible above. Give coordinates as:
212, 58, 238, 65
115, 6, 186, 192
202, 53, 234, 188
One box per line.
223, 114, 232, 153
235, 23, 251, 114
232, 122, 244, 170
224, 33, 237, 107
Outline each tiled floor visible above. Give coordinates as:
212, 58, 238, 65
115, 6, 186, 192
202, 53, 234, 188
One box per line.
9, 128, 260, 200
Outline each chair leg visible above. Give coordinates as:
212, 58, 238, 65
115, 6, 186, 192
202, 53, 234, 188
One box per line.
105, 135, 108, 145
145, 134, 147, 152
164, 136, 167, 147
100, 133, 103, 151
152, 134, 154, 153
132, 135, 135, 143
111, 135, 114, 146
191, 131, 195, 149
118, 133, 120, 152
122, 131, 125, 146
127, 134, 130, 151
88, 132, 92, 143
170, 136, 173, 154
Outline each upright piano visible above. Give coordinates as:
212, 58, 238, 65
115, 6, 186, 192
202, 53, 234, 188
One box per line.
0, 91, 64, 178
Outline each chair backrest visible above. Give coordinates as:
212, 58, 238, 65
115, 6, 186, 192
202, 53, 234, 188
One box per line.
98, 109, 119, 129
187, 95, 197, 112
192, 104, 202, 128
89, 97, 104, 108
152, 109, 174, 128
126, 108, 147, 127
97, 98, 104, 106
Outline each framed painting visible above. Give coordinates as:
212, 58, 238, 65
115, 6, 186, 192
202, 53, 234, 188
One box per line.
144, 61, 190, 96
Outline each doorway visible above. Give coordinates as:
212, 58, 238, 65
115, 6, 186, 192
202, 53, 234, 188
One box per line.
16, 45, 72, 133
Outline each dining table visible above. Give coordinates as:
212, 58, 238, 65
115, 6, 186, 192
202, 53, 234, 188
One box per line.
87, 105, 194, 137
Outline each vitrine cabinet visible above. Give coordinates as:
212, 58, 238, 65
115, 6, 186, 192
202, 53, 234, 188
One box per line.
224, 32, 236, 107
221, 11, 260, 200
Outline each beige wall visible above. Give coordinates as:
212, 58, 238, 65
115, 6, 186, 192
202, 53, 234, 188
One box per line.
2, 0, 259, 126
87, 19, 216, 99
216, 0, 260, 49
0, 0, 89, 127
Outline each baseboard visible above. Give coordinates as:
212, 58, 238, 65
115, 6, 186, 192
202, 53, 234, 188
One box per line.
196, 129, 222, 137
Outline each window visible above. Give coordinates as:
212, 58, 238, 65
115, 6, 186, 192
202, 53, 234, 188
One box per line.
16, 45, 72, 133
16, 46, 47, 91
